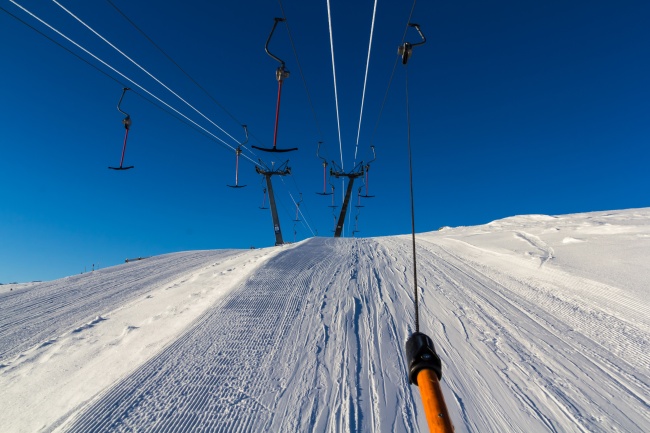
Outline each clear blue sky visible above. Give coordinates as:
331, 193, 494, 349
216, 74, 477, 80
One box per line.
1, 0, 649, 282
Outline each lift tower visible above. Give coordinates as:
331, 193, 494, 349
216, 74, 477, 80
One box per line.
256, 160, 291, 245
328, 146, 375, 238
330, 162, 365, 238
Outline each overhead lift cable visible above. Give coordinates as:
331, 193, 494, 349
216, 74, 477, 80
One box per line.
51, 0, 242, 148
326, 0, 344, 171
7, 0, 261, 167
354, 0, 378, 164
399, 23, 455, 433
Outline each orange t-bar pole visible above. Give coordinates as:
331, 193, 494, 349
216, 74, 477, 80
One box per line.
417, 369, 454, 432
406, 332, 454, 433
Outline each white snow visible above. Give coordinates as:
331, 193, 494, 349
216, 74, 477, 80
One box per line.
1, 208, 648, 432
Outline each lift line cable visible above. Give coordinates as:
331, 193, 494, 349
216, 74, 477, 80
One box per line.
326, 0, 344, 172
325, 0, 347, 218
7, 0, 261, 168
51, 0, 243, 149
401, 1, 420, 332
277, 0, 324, 141
405, 67, 419, 332
400, 17, 455, 432
354, 0, 378, 164
104, 0, 268, 153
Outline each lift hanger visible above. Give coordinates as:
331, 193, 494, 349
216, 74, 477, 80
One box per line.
227, 125, 249, 188
109, 87, 134, 170
252, 18, 298, 153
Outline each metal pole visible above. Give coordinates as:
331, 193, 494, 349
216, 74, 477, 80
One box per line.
265, 174, 284, 245
334, 176, 356, 237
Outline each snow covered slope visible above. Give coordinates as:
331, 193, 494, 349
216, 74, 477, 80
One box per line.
1, 209, 648, 432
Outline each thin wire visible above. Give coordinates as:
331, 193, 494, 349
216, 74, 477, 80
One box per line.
0, 4, 248, 157
0, 5, 124, 87
105, 0, 242, 126
371, 58, 398, 144
290, 172, 318, 235
51, 0, 241, 147
405, 66, 419, 332
370, 0, 418, 145
354, 0, 378, 163
104, 0, 267, 153
280, 176, 316, 236
9, 0, 260, 167
277, 0, 324, 140
401, 0, 418, 43
326, 0, 344, 171
404, 0, 420, 332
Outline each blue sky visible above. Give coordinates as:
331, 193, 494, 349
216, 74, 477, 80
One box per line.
1, 0, 649, 282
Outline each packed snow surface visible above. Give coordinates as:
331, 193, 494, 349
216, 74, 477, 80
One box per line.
1, 208, 649, 432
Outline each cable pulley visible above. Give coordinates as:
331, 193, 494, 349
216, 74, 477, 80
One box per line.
109, 87, 134, 170
398, 23, 426, 65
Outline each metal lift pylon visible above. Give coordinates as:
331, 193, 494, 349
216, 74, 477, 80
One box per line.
330, 146, 376, 238
330, 160, 365, 238
255, 160, 291, 245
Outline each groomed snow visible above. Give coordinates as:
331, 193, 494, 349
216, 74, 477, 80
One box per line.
1, 208, 648, 432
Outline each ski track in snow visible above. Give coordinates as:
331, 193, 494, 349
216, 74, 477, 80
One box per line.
1, 208, 649, 432
57, 238, 422, 433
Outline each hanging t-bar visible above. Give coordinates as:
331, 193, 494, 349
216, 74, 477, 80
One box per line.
316, 142, 333, 195
355, 186, 365, 208
109, 87, 134, 170
293, 193, 303, 222
398, 23, 426, 65
228, 125, 249, 188
259, 187, 270, 210
361, 146, 376, 198
252, 18, 298, 153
